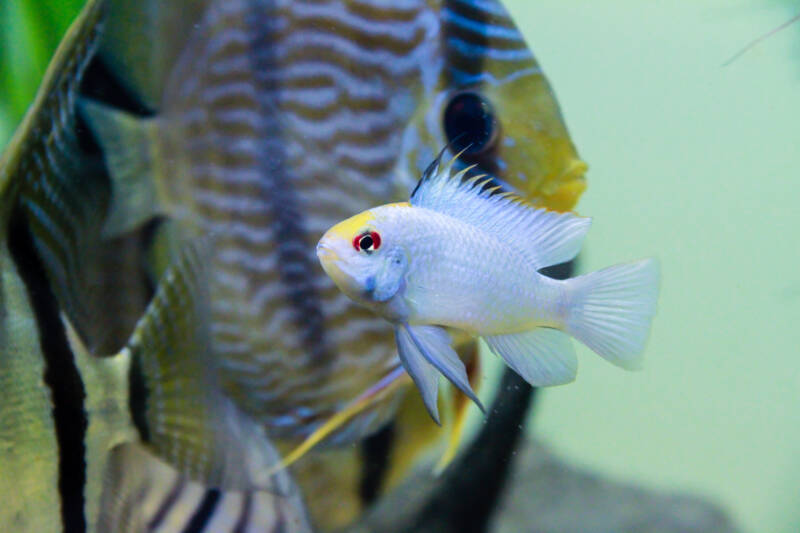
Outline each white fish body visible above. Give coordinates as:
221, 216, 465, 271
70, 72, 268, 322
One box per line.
317, 152, 660, 422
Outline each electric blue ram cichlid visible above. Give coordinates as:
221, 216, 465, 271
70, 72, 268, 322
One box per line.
317, 151, 660, 420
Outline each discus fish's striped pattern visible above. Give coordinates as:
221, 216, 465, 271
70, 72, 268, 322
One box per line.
85, 0, 586, 446
143, 0, 442, 440
98, 444, 311, 533
442, 0, 540, 84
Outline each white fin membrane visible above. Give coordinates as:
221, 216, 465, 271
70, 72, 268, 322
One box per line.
484, 328, 578, 386
396, 325, 441, 424
409, 151, 591, 269
564, 258, 660, 370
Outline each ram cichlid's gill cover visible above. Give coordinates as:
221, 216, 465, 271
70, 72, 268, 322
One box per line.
318, 149, 660, 421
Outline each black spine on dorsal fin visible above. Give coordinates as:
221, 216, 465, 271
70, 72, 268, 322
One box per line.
410, 135, 469, 199
8, 208, 88, 533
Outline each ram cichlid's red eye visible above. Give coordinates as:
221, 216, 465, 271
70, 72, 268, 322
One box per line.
353, 231, 381, 253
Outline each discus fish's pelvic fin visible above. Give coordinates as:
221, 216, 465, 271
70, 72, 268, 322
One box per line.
564, 258, 660, 370
410, 151, 592, 269
124, 237, 280, 491
484, 328, 577, 387
398, 324, 484, 423
80, 99, 167, 237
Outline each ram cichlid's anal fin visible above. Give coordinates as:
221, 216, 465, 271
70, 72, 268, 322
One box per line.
484, 327, 577, 387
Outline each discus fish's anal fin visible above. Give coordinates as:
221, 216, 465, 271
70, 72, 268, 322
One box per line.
399, 324, 483, 420
409, 150, 591, 269
271, 367, 412, 474
79, 98, 167, 237
484, 328, 577, 387
126, 237, 281, 492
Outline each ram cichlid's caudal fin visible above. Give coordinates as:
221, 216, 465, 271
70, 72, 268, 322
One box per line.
484, 328, 578, 387
564, 258, 660, 370
79, 99, 166, 237
409, 149, 591, 270
126, 237, 280, 492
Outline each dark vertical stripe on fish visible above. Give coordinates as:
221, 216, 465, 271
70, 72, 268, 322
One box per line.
7, 210, 88, 533
181, 489, 222, 533
443, 0, 489, 85
147, 477, 187, 530
358, 421, 396, 505
232, 491, 253, 533
244, 4, 332, 364
128, 345, 151, 442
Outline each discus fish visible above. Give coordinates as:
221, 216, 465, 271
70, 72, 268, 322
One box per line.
83, 0, 587, 445
0, 227, 306, 531
317, 151, 659, 420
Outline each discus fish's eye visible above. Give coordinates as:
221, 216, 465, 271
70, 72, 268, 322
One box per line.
353, 231, 381, 254
443, 92, 498, 155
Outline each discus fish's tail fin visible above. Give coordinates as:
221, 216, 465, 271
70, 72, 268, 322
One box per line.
564, 258, 660, 370
79, 98, 166, 237
126, 237, 281, 492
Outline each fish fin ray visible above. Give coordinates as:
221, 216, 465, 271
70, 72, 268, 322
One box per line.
79, 98, 165, 237
270, 367, 411, 474
484, 328, 577, 386
128, 237, 281, 491
396, 325, 441, 424
409, 150, 591, 269
402, 324, 484, 413
564, 258, 660, 370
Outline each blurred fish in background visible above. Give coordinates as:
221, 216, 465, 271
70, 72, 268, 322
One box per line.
0, 1, 310, 531
0, 0, 588, 530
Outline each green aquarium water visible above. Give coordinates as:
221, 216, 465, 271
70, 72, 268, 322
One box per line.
503, 1, 800, 532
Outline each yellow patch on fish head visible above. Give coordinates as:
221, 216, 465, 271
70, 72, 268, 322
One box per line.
317, 203, 411, 309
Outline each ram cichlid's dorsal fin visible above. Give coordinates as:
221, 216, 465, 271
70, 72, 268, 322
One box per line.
409, 149, 592, 270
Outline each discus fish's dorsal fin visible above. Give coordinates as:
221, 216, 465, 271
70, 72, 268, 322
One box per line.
396, 324, 484, 423
410, 149, 592, 270
126, 237, 280, 492
79, 98, 168, 237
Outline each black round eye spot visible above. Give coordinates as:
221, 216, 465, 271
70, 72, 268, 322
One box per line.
443, 92, 497, 155
359, 235, 374, 251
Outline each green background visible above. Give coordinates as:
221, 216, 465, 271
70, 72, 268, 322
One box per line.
1, 1, 798, 532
